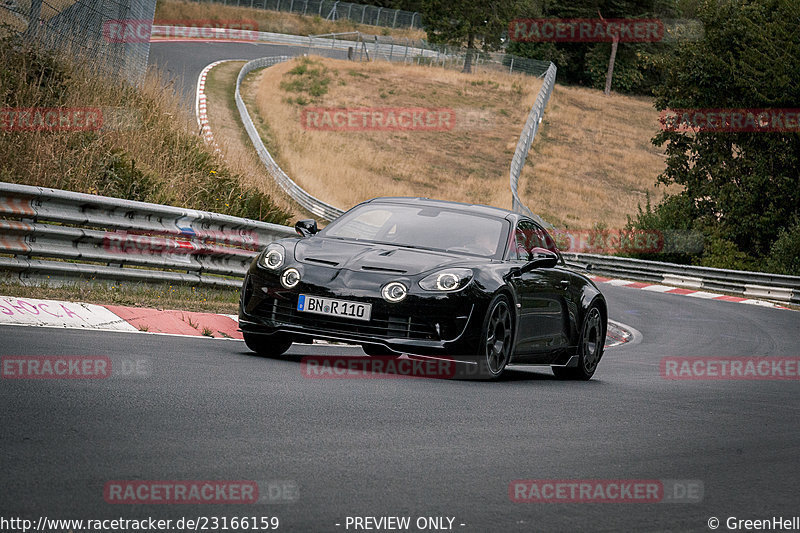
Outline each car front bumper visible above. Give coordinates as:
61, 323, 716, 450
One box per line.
238, 264, 487, 356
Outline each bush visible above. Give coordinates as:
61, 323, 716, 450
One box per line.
697, 236, 756, 272
766, 217, 800, 276
624, 193, 701, 264
0, 26, 291, 225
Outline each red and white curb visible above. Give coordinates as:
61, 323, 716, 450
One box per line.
589, 276, 793, 311
606, 320, 638, 348
0, 295, 242, 340
195, 59, 244, 151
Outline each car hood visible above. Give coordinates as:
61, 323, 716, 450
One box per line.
293, 237, 485, 276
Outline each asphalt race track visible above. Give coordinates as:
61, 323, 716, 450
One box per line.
2, 41, 799, 533
3, 283, 799, 532
148, 41, 348, 100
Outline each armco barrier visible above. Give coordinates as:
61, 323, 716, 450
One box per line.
509, 61, 556, 228
234, 56, 345, 221
1, 182, 797, 302
565, 252, 800, 304
150, 26, 437, 59
0, 182, 294, 287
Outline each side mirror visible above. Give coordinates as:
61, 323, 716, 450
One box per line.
295, 219, 318, 237
520, 250, 559, 274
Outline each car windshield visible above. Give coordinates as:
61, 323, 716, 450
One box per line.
321, 203, 509, 258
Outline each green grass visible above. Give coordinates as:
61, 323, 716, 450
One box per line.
279, 57, 332, 102
0, 280, 240, 314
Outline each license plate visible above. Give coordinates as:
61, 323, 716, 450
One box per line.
297, 294, 372, 322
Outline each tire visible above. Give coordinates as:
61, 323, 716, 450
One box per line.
362, 344, 402, 358
475, 294, 514, 379
243, 332, 293, 358
553, 303, 605, 380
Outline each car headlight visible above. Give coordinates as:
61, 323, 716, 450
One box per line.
419, 268, 473, 291
382, 281, 408, 303
280, 268, 301, 289
259, 243, 285, 270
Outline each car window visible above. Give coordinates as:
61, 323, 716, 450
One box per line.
509, 220, 559, 261
321, 203, 509, 258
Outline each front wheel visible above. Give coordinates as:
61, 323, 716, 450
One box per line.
476, 294, 514, 379
243, 332, 293, 358
553, 304, 605, 380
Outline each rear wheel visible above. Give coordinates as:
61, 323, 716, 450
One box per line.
553, 304, 604, 380
476, 294, 513, 379
243, 332, 293, 357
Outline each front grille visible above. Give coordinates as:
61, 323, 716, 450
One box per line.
256, 297, 452, 341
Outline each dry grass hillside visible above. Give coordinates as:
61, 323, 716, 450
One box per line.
254, 56, 543, 212
155, 0, 425, 40
0, 28, 290, 225
249, 56, 671, 229
520, 86, 674, 228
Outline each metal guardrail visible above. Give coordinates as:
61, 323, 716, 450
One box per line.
1, 183, 797, 302
150, 27, 550, 77
565, 253, 800, 305
307, 32, 552, 77
152, 25, 324, 47
510, 61, 557, 228
235, 56, 345, 221
308, 31, 436, 62
0, 182, 295, 287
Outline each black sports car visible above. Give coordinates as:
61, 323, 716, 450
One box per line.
239, 197, 607, 379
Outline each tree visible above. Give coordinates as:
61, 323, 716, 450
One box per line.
421, 0, 525, 72
506, 0, 677, 94
633, 0, 800, 273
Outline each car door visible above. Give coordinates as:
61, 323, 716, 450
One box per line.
507, 220, 571, 361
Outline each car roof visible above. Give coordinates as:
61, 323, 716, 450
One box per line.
365, 196, 520, 220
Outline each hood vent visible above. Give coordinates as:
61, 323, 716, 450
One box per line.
361, 265, 407, 274
305, 257, 340, 266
